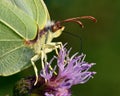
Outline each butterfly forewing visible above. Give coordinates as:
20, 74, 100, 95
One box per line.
0, 1, 37, 76
11, 0, 49, 29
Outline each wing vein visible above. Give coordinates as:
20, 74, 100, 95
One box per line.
0, 44, 24, 58
33, 0, 39, 23
0, 19, 25, 39
0, 39, 23, 41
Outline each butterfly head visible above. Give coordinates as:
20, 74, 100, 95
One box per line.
48, 16, 97, 39
48, 21, 65, 38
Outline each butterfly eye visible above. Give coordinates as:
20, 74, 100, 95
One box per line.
51, 21, 63, 32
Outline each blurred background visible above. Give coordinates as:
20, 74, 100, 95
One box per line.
0, 0, 120, 96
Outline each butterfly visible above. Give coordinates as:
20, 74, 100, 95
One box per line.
0, 0, 96, 85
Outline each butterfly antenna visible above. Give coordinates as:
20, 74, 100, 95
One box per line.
63, 30, 83, 53
59, 16, 97, 28
51, 16, 97, 33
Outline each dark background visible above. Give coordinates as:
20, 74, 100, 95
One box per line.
0, 0, 120, 96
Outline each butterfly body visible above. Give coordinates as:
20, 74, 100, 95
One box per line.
0, 0, 96, 85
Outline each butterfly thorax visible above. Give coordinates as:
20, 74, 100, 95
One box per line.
25, 21, 64, 54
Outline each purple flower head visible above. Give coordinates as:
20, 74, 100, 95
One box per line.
40, 44, 96, 96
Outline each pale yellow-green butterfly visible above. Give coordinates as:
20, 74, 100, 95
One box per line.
0, 0, 96, 85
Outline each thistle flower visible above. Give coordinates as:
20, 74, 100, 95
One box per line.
13, 44, 96, 96
40, 44, 96, 96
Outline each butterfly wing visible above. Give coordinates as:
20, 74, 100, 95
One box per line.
0, 0, 37, 76
10, 0, 50, 29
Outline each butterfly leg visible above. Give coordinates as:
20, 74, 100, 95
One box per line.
54, 42, 63, 55
42, 42, 63, 75
40, 44, 56, 77
44, 42, 63, 55
31, 55, 39, 85
40, 51, 46, 78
